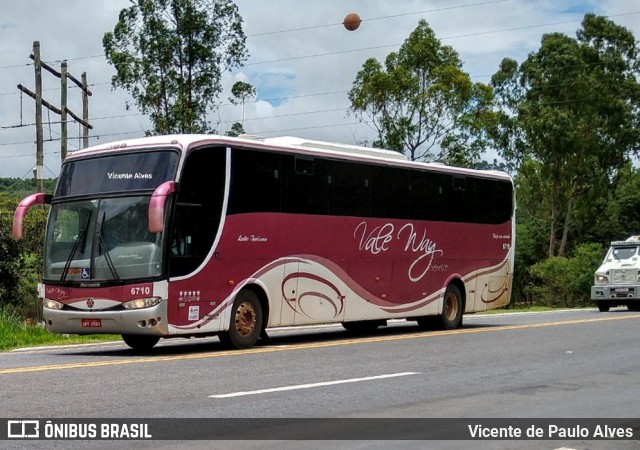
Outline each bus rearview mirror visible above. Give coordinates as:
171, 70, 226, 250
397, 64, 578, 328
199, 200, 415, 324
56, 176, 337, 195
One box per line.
13, 193, 50, 240
149, 181, 176, 233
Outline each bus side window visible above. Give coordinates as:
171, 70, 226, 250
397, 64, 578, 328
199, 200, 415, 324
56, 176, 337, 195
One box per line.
371, 166, 408, 219
228, 149, 282, 214
408, 171, 446, 221
283, 155, 328, 215
329, 160, 370, 217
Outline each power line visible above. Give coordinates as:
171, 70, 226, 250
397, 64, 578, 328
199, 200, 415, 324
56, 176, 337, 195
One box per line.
0, 90, 352, 128
2, 54, 631, 130
0, 80, 636, 156
253, 120, 366, 135
1, 8, 639, 152
0, 9, 637, 96
0, 0, 513, 71
2, 8, 638, 74
0, 62, 33, 71
247, 11, 640, 66
0, 117, 370, 155
248, 0, 511, 37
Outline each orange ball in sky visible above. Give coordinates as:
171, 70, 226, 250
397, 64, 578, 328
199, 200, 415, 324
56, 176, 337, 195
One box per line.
343, 13, 361, 31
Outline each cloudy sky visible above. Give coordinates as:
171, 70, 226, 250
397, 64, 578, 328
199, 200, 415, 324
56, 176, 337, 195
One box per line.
0, 0, 638, 179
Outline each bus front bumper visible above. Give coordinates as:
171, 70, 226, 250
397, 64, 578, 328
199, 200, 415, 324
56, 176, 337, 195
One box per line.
42, 300, 168, 336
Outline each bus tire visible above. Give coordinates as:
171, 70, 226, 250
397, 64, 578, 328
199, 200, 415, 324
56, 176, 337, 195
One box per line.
121, 334, 160, 351
627, 303, 640, 312
439, 284, 463, 330
598, 301, 611, 312
218, 289, 263, 349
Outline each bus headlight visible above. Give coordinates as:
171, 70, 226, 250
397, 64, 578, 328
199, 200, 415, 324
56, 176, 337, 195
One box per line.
43, 299, 64, 310
122, 297, 162, 310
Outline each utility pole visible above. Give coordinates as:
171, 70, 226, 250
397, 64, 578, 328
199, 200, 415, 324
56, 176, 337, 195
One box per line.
60, 61, 67, 161
33, 41, 44, 194
82, 72, 89, 149
17, 41, 93, 190
65, 70, 92, 148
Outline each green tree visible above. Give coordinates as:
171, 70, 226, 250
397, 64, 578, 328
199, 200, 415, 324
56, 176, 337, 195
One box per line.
0, 195, 21, 307
0, 178, 56, 198
0, 194, 47, 318
226, 80, 255, 137
226, 122, 245, 137
508, 159, 551, 303
585, 163, 640, 244
229, 81, 255, 123
103, 0, 248, 134
490, 14, 640, 257
348, 19, 493, 165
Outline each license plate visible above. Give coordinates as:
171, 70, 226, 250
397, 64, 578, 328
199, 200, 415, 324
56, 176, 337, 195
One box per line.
81, 319, 102, 328
615, 288, 629, 293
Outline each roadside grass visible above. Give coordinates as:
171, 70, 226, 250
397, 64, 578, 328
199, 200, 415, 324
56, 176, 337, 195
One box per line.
0, 310, 118, 352
481, 304, 556, 314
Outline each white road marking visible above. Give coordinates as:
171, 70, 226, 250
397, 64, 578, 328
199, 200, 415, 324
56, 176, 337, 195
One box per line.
209, 372, 420, 398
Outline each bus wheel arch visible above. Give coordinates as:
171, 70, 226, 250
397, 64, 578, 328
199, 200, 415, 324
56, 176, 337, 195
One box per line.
244, 283, 270, 339
218, 286, 266, 349
416, 279, 465, 330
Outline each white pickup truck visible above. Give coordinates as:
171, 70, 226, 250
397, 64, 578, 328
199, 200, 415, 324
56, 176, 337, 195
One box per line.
591, 236, 640, 312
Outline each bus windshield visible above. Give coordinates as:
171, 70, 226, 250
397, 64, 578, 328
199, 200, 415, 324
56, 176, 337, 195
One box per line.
43, 196, 165, 283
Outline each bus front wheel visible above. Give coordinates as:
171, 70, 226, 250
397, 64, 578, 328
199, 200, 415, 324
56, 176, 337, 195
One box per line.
219, 289, 263, 349
121, 334, 160, 351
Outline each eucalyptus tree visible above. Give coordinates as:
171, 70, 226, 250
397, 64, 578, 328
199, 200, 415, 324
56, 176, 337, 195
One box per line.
349, 19, 494, 165
490, 14, 640, 257
103, 0, 248, 134
226, 80, 256, 136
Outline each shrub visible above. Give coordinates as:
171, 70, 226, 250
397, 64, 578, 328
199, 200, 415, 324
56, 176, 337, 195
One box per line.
527, 243, 603, 307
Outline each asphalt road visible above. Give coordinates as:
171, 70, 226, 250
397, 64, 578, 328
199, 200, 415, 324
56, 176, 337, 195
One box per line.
1, 308, 640, 450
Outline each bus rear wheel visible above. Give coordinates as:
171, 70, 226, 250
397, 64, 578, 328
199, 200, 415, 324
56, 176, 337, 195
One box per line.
121, 334, 160, 351
218, 289, 263, 349
439, 284, 463, 330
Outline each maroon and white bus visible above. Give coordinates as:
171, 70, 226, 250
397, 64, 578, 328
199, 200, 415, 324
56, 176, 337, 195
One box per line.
13, 134, 515, 350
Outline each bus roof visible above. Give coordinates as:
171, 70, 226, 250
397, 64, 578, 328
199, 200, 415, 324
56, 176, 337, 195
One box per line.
66, 134, 512, 182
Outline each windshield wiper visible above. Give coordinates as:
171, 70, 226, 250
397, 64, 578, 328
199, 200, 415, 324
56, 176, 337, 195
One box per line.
61, 210, 92, 284
98, 214, 120, 281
